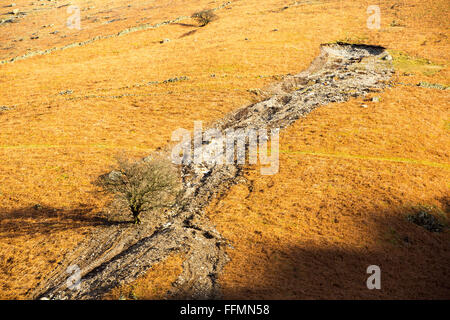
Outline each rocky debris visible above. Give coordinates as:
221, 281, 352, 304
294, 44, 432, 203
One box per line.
107, 170, 122, 181
0, 6, 26, 24
163, 76, 188, 84
0, 18, 16, 25
372, 96, 381, 102
63, 76, 190, 101
214, 43, 393, 133
160, 38, 170, 44
0, 105, 15, 112
59, 89, 73, 95
1, 1, 233, 65
407, 208, 445, 232
32, 43, 394, 300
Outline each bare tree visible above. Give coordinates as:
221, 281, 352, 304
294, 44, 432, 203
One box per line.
96, 155, 181, 224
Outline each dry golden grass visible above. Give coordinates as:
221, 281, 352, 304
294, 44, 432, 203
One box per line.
0, 0, 448, 299
105, 254, 184, 300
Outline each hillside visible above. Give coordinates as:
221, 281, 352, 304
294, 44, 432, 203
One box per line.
0, 0, 448, 299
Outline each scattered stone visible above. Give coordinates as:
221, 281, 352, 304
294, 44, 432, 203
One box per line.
162, 76, 188, 84
407, 209, 444, 232
59, 89, 73, 95
160, 38, 170, 44
417, 81, 448, 90
0, 18, 16, 24
106, 18, 122, 24
361, 104, 368, 108
272, 28, 278, 32
248, 88, 261, 95
372, 96, 381, 103
107, 170, 122, 181
11, 9, 19, 15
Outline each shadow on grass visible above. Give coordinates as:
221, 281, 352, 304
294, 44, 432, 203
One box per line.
0, 205, 130, 239
172, 22, 199, 27
219, 203, 450, 300
179, 29, 198, 38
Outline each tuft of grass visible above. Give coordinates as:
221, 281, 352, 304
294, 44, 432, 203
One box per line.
389, 51, 444, 76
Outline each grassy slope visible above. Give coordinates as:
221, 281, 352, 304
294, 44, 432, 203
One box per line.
0, 0, 448, 298
206, 0, 450, 299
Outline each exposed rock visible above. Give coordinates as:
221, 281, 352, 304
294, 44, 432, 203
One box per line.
408, 208, 445, 232
162, 76, 188, 84
107, 170, 122, 181
372, 96, 380, 103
